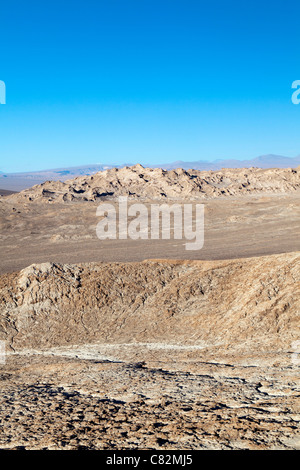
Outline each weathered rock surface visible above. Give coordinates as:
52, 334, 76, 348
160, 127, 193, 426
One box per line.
0, 351, 299, 450
0, 253, 299, 450
0, 253, 299, 353
6, 164, 300, 203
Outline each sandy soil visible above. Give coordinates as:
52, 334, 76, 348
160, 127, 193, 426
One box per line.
0, 193, 299, 274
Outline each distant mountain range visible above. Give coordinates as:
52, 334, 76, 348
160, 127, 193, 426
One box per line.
159, 154, 300, 170
1, 154, 300, 191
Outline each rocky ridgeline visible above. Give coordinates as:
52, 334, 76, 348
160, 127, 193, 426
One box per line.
6, 164, 300, 203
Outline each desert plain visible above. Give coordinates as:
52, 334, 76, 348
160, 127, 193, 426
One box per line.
0, 164, 299, 450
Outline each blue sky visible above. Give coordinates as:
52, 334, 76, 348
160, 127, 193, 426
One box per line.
0, 0, 300, 172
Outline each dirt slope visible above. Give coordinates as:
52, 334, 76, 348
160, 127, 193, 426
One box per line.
0, 252, 299, 353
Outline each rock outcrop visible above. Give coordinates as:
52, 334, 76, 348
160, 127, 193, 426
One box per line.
6, 164, 300, 203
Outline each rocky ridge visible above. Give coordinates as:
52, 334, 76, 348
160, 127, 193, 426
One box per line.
5, 164, 300, 203
0, 252, 299, 353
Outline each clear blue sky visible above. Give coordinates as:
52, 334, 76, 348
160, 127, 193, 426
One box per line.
0, 0, 300, 172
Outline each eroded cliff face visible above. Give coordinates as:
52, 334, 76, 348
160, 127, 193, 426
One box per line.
1, 252, 299, 353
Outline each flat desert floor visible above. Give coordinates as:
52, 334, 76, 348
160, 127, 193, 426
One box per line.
0, 192, 299, 274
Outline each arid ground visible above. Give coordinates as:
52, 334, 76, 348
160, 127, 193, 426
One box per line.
0, 165, 299, 449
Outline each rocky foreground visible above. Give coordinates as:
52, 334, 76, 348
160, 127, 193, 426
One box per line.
5, 164, 300, 203
0, 253, 299, 449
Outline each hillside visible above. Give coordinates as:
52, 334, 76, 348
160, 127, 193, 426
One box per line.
6, 164, 300, 203
1, 252, 299, 353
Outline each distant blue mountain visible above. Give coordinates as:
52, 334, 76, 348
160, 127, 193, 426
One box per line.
158, 154, 300, 170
